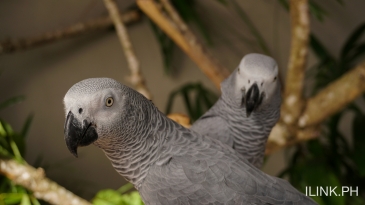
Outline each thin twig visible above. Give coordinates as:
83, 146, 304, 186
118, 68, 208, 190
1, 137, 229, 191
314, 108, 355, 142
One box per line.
103, 0, 152, 99
0, 159, 91, 205
281, 0, 310, 126
0, 10, 140, 55
137, 0, 230, 89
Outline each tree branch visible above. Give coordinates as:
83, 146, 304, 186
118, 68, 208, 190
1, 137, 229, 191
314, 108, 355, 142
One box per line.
299, 61, 365, 127
136, 0, 230, 89
0, 159, 91, 205
103, 0, 152, 99
265, 123, 319, 155
281, 0, 310, 126
136, 0, 365, 155
266, 61, 365, 153
0, 10, 140, 55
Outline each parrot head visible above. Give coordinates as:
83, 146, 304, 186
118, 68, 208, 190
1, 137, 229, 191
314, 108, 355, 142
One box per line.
222, 53, 281, 117
63, 78, 141, 157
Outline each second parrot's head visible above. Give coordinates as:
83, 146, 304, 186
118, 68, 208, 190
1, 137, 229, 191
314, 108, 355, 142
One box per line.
63, 78, 149, 157
222, 53, 281, 117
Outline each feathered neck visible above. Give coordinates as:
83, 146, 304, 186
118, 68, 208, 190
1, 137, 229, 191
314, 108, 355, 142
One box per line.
93, 93, 175, 188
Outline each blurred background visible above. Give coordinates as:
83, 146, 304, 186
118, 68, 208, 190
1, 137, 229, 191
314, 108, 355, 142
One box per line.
1, 0, 365, 204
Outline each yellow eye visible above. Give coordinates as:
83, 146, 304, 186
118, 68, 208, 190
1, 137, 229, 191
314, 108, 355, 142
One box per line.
105, 97, 114, 107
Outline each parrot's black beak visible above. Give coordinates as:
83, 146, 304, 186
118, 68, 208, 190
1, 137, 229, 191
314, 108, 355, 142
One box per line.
64, 111, 98, 157
244, 83, 264, 117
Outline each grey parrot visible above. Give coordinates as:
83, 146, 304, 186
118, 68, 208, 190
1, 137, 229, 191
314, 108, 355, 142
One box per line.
63, 78, 316, 205
191, 53, 281, 168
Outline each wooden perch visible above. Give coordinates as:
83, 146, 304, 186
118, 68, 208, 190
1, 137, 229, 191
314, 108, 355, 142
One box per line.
299, 61, 365, 127
267, 61, 365, 153
167, 113, 191, 128
0, 159, 91, 205
265, 123, 319, 155
103, 0, 152, 100
137, 0, 230, 89
0, 10, 140, 55
281, 0, 309, 126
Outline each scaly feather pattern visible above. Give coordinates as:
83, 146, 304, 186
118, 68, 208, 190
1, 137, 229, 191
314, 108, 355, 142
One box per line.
64, 78, 315, 205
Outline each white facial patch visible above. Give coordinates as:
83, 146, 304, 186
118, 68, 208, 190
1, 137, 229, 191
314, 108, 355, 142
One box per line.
235, 53, 280, 105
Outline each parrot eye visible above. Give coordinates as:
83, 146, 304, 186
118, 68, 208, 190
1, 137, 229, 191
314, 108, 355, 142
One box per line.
105, 97, 114, 107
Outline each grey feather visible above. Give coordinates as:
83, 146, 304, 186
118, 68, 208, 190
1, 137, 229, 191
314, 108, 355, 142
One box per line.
63, 77, 316, 205
191, 53, 281, 168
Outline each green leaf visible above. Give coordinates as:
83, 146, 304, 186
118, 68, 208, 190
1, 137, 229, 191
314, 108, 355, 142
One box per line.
93, 189, 124, 205
117, 183, 134, 194
0, 120, 26, 160
277, 0, 289, 11
310, 34, 333, 60
340, 22, 365, 59
149, 20, 175, 75
21, 114, 34, 139
29, 196, 41, 205
0, 146, 12, 157
9, 137, 23, 162
119, 191, 143, 205
181, 86, 195, 119
345, 43, 365, 65
0, 96, 26, 110
215, 0, 228, 5
165, 83, 217, 121
92, 189, 143, 205
20, 194, 31, 205
309, 1, 328, 22
352, 113, 365, 177
0, 193, 23, 204
172, 0, 213, 45
0, 121, 7, 137
194, 86, 204, 119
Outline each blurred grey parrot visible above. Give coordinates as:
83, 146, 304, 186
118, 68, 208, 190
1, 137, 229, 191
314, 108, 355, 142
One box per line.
63, 78, 316, 205
191, 53, 281, 168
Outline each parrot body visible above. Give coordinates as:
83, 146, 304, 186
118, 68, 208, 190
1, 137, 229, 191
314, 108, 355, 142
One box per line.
191, 53, 281, 168
63, 78, 316, 205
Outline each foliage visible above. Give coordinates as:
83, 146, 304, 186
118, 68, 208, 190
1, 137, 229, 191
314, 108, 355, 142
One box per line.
0, 192, 41, 205
165, 82, 218, 121
0, 96, 143, 205
279, 22, 365, 205
0, 97, 40, 205
92, 183, 143, 205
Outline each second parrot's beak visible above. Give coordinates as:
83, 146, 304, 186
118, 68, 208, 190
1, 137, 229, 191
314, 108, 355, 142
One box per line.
245, 83, 264, 117
64, 111, 98, 157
